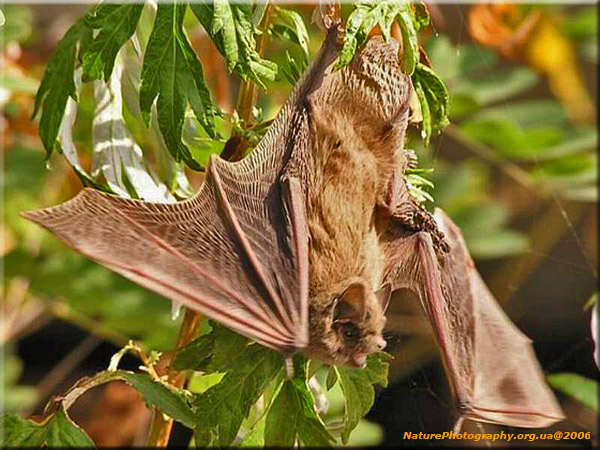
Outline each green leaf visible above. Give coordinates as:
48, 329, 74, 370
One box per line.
336, 1, 408, 70
344, 419, 384, 446
32, 18, 91, 157
190, 2, 277, 90
264, 358, 335, 447
173, 322, 249, 372
82, 3, 144, 82
1, 406, 95, 447
140, 1, 215, 170
116, 372, 196, 428
413, 80, 431, 142
193, 345, 283, 447
240, 410, 268, 446
279, 50, 305, 86
396, 8, 418, 75
272, 7, 310, 61
334, 352, 390, 444
411, 2, 430, 31
326, 366, 338, 390
413, 62, 450, 143
547, 373, 598, 412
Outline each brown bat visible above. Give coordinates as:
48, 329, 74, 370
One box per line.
23, 22, 563, 428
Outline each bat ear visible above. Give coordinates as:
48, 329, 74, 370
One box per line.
333, 281, 368, 322
375, 284, 392, 313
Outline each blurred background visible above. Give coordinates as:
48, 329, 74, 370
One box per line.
1, 2, 597, 447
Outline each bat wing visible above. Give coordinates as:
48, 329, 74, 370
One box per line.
23, 27, 343, 356
381, 208, 564, 428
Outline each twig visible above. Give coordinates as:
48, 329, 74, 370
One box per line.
145, 308, 203, 447
47, 299, 130, 348
27, 334, 101, 416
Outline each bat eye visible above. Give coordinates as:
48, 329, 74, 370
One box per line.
333, 139, 341, 149
340, 322, 360, 341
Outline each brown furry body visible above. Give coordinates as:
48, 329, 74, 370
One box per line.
302, 37, 412, 366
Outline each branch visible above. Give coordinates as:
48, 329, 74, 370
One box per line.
146, 308, 203, 446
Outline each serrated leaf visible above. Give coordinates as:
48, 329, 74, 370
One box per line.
334, 352, 390, 444
82, 3, 144, 82
547, 373, 598, 412
173, 323, 249, 372
32, 18, 91, 157
1, 406, 95, 447
190, 2, 277, 90
336, 1, 409, 70
264, 358, 334, 447
194, 345, 283, 447
140, 1, 215, 170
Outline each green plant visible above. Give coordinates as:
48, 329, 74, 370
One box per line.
1, 1, 449, 447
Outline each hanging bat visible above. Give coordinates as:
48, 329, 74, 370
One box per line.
23, 21, 563, 429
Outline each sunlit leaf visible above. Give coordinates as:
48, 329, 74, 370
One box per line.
140, 1, 215, 170
190, 2, 278, 90
32, 18, 91, 156
92, 58, 173, 201
82, 3, 144, 82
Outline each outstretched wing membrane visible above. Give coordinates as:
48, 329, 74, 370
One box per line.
381, 208, 564, 428
23, 25, 343, 356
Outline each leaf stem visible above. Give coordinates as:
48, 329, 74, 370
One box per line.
228, 1, 274, 161
146, 308, 203, 446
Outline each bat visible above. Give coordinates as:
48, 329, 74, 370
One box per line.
23, 20, 563, 429
379, 168, 564, 428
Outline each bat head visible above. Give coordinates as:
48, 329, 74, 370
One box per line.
307, 278, 389, 368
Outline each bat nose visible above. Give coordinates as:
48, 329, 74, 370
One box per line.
376, 337, 387, 350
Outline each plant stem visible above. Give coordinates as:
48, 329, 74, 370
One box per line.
228, 2, 274, 161
146, 308, 203, 447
